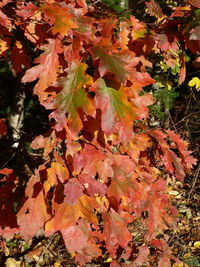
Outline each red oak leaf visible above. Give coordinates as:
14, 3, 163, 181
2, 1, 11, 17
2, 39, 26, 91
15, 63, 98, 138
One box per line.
131, 93, 155, 120
49, 62, 95, 133
155, 34, 179, 52
189, 0, 200, 8
10, 41, 30, 73
45, 194, 99, 235
16, 2, 38, 21
79, 174, 107, 197
134, 245, 150, 266
61, 222, 89, 253
64, 178, 84, 205
158, 256, 171, 267
190, 25, 200, 40
73, 144, 105, 176
17, 190, 50, 240
178, 53, 186, 84
166, 130, 197, 170
145, 0, 165, 20
31, 131, 61, 159
41, 3, 77, 37
0, 10, 11, 29
0, 168, 12, 175
22, 38, 63, 101
149, 130, 192, 181
94, 78, 136, 134
0, 0, 12, 7
103, 210, 133, 257
43, 161, 69, 196
61, 218, 101, 264
91, 47, 139, 83
130, 16, 147, 40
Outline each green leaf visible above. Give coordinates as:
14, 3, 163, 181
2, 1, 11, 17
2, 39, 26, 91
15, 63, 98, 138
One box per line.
102, 0, 129, 12
95, 78, 135, 133
188, 77, 200, 90
56, 62, 95, 132
194, 9, 200, 17
91, 47, 138, 83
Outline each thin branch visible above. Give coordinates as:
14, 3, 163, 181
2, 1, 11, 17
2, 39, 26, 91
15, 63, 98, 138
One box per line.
188, 163, 200, 200
173, 111, 200, 127
186, 71, 200, 78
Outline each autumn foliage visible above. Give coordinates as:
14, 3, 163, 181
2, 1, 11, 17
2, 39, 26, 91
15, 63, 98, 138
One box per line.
0, 0, 199, 265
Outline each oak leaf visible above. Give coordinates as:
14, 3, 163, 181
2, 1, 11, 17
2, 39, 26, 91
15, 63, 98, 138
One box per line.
130, 16, 147, 40
166, 130, 197, 170
0, 0, 12, 7
149, 130, 192, 181
189, 0, 200, 8
49, 62, 95, 133
73, 144, 105, 176
47, 162, 69, 184
17, 191, 50, 240
41, 3, 77, 36
190, 25, 200, 40
64, 178, 84, 205
155, 34, 179, 52
22, 38, 63, 101
61, 223, 88, 253
61, 219, 101, 264
145, 0, 165, 21
10, 41, 30, 73
0, 10, 11, 30
0, 38, 9, 55
91, 47, 139, 83
45, 194, 99, 235
103, 210, 133, 257
16, 2, 38, 21
79, 174, 107, 197
94, 78, 136, 134
134, 245, 150, 266
31, 131, 61, 159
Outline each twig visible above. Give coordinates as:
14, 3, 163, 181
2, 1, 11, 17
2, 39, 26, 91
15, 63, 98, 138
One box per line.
36, 234, 59, 265
186, 71, 200, 78
188, 163, 200, 200
190, 130, 200, 133
169, 112, 178, 132
173, 111, 200, 127
90, 0, 101, 5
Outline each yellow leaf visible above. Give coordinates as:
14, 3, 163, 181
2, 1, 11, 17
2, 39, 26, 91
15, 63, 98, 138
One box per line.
96, 196, 109, 211
172, 263, 184, 267
188, 77, 200, 91
5, 258, 21, 267
15, 41, 22, 49
0, 39, 8, 54
194, 241, 200, 249
183, 253, 191, 258
105, 257, 113, 263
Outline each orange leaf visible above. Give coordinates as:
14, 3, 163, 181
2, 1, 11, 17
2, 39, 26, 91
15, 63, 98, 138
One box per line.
103, 210, 133, 257
45, 194, 99, 235
22, 38, 63, 101
41, 3, 77, 36
17, 191, 51, 240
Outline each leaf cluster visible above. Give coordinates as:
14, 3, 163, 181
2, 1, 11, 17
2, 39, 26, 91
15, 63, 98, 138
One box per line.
0, 0, 199, 266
